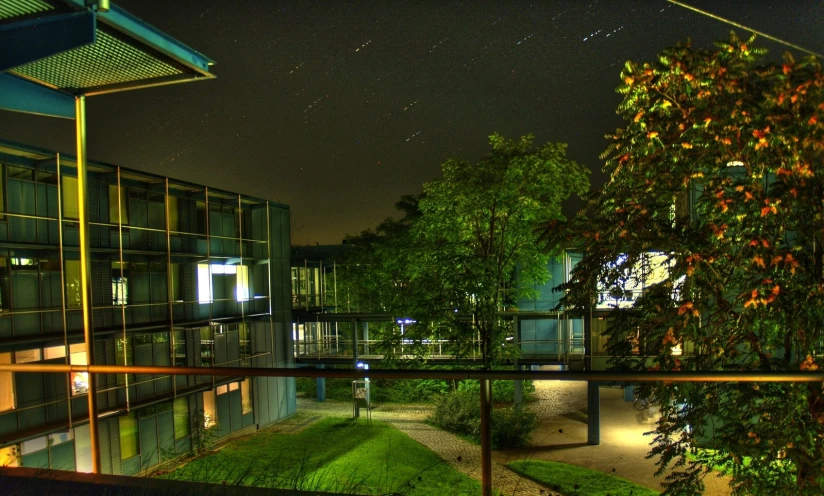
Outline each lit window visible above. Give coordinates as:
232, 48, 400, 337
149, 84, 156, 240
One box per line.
197, 263, 251, 303
112, 276, 128, 305
0, 445, 19, 467
20, 436, 47, 455
119, 412, 138, 460
197, 264, 212, 303
202, 390, 216, 428
70, 343, 88, 396
0, 352, 13, 412
62, 176, 79, 219
236, 265, 249, 301
43, 345, 66, 360
241, 379, 252, 415
15, 349, 41, 363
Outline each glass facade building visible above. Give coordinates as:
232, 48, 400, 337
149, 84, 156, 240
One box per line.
0, 140, 294, 475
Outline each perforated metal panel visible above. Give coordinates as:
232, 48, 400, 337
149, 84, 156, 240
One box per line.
12, 28, 183, 91
0, 0, 54, 21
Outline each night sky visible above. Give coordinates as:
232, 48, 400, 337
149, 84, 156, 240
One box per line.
1, 1, 822, 245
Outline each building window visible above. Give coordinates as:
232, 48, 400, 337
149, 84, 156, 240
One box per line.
43, 345, 66, 360
173, 330, 186, 367
115, 338, 133, 386
64, 260, 81, 308
202, 390, 216, 428
173, 397, 189, 440
197, 263, 251, 303
70, 343, 88, 396
119, 412, 138, 460
112, 276, 128, 305
0, 352, 13, 412
0, 445, 19, 467
62, 176, 78, 220
108, 184, 129, 225
241, 379, 252, 415
15, 349, 41, 363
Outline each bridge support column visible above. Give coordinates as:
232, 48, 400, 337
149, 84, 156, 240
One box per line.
316, 364, 326, 402
587, 381, 600, 445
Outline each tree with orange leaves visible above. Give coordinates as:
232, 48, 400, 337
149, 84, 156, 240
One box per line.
559, 33, 824, 494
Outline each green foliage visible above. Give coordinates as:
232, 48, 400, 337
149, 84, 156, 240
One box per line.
458, 379, 536, 404
429, 390, 538, 449
343, 134, 589, 367
430, 390, 481, 439
490, 407, 538, 450
559, 32, 824, 494
508, 460, 660, 496
159, 417, 481, 495
371, 378, 451, 403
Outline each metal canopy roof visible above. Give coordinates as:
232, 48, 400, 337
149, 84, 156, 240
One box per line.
1, 0, 215, 98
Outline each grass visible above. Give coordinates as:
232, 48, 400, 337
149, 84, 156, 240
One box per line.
157, 416, 481, 495
508, 460, 660, 496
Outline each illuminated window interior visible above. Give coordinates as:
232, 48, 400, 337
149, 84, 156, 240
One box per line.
119, 412, 138, 460
202, 390, 216, 428
0, 445, 18, 467
0, 352, 12, 412
112, 276, 128, 305
197, 263, 250, 303
70, 343, 88, 396
241, 378, 252, 415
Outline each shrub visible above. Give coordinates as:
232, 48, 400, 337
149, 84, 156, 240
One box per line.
430, 390, 538, 449
491, 407, 538, 449
372, 378, 451, 403
430, 390, 481, 439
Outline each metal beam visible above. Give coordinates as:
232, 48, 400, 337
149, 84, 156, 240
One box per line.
75, 95, 100, 474
0, 74, 74, 119
0, 11, 96, 72
0, 363, 821, 383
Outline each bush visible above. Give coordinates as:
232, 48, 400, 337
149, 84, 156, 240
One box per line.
491, 407, 538, 449
372, 378, 451, 403
457, 379, 536, 404
430, 390, 538, 449
430, 391, 481, 439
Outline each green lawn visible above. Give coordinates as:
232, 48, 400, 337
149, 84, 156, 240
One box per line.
158, 417, 481, 495
508, 460, 660, 496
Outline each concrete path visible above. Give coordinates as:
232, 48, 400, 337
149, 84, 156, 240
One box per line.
497, 382, 733, 496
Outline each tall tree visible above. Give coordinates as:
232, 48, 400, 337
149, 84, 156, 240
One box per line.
560, 34, 824, 494
415, 134, 589, 369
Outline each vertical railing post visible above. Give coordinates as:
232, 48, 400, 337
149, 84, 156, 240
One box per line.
479, 378, 493, 496
75, 95, 100, 473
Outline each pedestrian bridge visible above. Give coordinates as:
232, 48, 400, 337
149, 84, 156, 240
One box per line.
292, 311, 587, 365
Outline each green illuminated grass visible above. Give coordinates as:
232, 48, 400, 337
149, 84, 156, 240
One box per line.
159, 417, 481, 495
508, 459, 660, 496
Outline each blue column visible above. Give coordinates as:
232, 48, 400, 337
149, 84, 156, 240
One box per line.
316, 364, 326, 402
587, 381, 600, 445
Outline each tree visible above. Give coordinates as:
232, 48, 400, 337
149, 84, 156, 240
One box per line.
560, 34, 824, 494
413, 134, 589, 369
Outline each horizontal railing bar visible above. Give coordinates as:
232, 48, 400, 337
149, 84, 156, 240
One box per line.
0, 363, 821, 382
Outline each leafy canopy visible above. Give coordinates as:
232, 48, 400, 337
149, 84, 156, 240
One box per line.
561, 33, 824, 495
344, 134, 589, 368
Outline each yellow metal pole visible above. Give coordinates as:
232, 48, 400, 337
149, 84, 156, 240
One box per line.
75, 95, 100, 474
